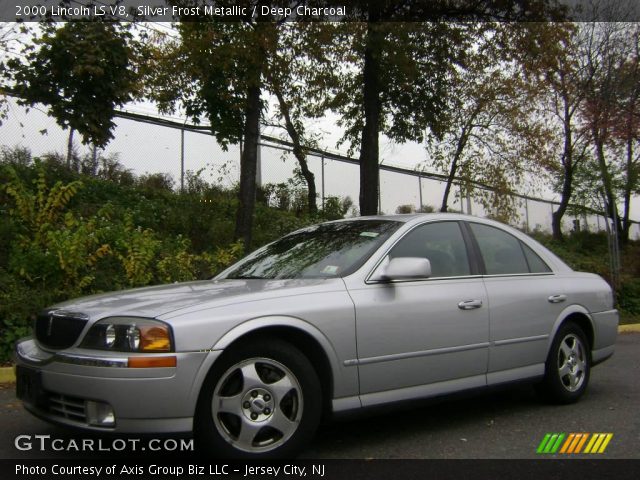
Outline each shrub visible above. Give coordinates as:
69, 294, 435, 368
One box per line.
0, 153, 375, 362
0, 268, 57, 363
618, 279, 640, 316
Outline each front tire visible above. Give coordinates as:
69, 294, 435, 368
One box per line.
195, 338, 321, 459
537, 322, 591, 404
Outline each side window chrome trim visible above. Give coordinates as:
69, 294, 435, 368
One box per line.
481, 272, 555, 278
365, 274, 484, 285
366, 272, 555, 285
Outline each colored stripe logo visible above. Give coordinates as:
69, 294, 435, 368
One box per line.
537, 433, 613, 454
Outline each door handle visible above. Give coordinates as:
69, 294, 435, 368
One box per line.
458, 299, 483, 310
548, 294, 567, 303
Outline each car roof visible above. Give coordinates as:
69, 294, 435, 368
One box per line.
342, 213, 490, 224
336, 213, 573, 273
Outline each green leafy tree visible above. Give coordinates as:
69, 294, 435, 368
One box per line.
147, 1, 347, 242
579, 21, 634, 236
529, 24, 592, 240
425, 23, 558, 220
146, 2, 340, 244
608, 26, 640, 243
263, 23, 340, 217
144, 7, 272, 249
329, 1, 566, 216
328, 20, 465, 215
0, 23, 31, 126
5, 21, 140, 149
528, 19, 639, 242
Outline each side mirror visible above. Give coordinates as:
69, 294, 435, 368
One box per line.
372, 257, 431, 282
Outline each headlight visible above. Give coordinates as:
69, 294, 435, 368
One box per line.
80, 317, 173, 352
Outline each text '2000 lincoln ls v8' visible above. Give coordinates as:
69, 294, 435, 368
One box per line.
15, 214, 618, 458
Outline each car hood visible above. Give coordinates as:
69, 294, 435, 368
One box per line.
50, 278, 344, 321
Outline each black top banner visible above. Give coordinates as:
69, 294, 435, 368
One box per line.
2, 0, 640, 23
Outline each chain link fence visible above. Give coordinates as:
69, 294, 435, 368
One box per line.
1, 97, 638, 240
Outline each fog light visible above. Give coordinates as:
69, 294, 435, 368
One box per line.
86, 401, 115, 427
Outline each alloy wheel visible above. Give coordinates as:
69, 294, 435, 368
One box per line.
557, 333, 587, 392
212, 357, 303, 453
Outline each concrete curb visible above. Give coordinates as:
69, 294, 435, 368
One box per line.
0, 366, 15, 384
618, 323, 640, 333
1, 324, 639, 384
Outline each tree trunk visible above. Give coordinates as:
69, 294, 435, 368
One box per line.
440, 169, 455, 213
359, 17, 382, 216
621, 137, 635, 243
234, 83, 261, 250
90, 144, 98, 176
441, 128, 468, 213
593, 133, 622, 235
272, 88, 317, 216
552, 114, 574, 241
552, 163, 573, 241
66, 128, 74, 169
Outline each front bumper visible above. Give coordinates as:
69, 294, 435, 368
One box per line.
14, 338, 218, 433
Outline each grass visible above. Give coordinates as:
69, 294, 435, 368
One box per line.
620, 312, 640, 325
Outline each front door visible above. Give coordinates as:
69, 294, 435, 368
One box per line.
347, 221, 490, 406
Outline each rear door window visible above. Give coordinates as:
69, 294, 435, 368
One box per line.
469, 223, 530, 275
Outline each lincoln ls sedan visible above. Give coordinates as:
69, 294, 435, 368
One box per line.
14, 214, 618, 458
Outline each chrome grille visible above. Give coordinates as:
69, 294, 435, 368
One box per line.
48, 393, 87, 423
34, 311, 88, 350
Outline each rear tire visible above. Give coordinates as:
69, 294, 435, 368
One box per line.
194, 337, 321, 459
536, 322, 590, 404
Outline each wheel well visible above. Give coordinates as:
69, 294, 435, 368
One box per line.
562, 313, 594, 350
216, 326, 334, 419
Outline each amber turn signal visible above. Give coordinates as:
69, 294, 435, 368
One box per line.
128, 356, 177, 368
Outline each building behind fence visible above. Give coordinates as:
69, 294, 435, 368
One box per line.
1, 97, 638, 240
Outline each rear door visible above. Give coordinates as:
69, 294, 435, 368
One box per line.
465, 222, 566, 385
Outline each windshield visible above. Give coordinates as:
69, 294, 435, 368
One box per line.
220, 220, 401, 280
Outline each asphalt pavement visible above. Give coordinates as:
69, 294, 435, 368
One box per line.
1, 332, 638, 459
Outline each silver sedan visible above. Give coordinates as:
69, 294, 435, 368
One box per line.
14, 214, 618, 458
